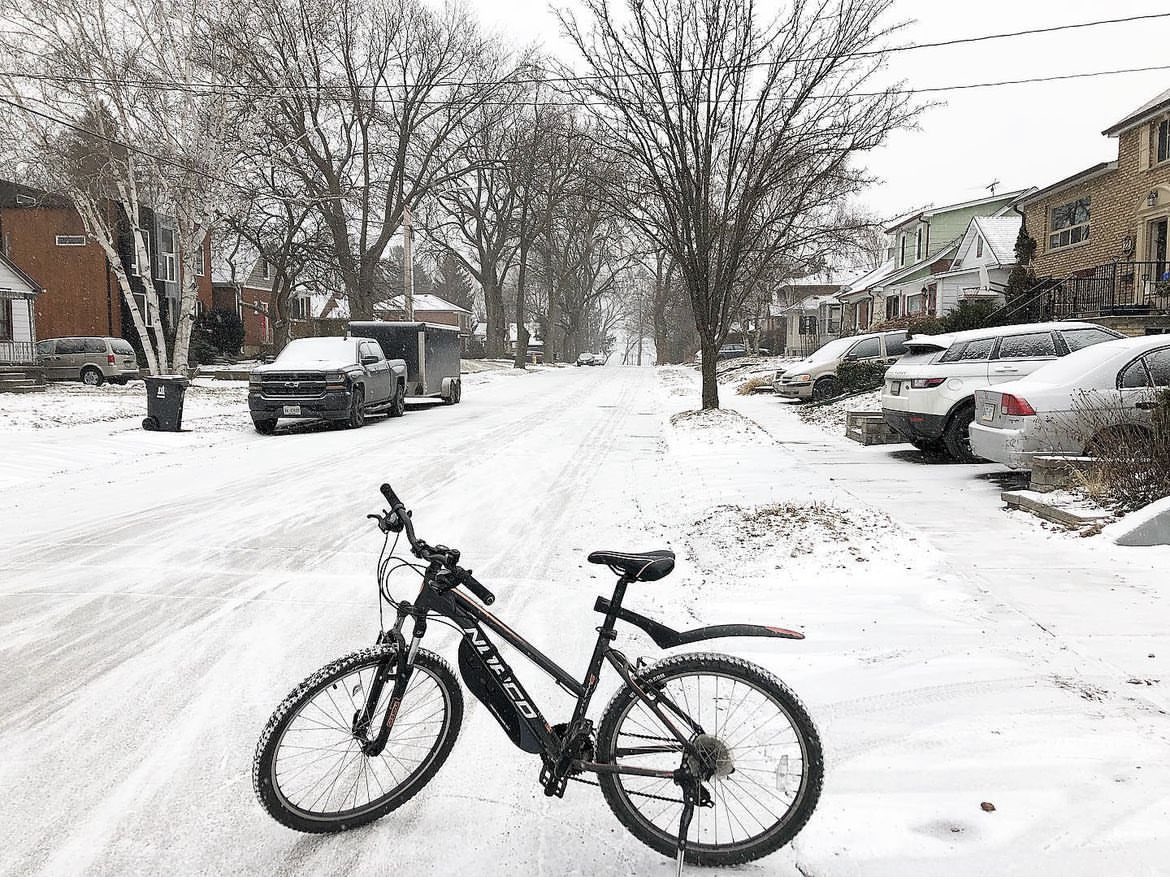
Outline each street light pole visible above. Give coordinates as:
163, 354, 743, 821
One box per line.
403, 201, 415, 321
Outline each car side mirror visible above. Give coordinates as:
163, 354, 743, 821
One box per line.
361, 355, 380, 366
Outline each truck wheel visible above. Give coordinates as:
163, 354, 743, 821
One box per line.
452, 380, 461, 404
389, 383, 406, 418
347, 388, 366, 429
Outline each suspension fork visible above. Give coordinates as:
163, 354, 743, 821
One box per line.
356, 600, 426, 757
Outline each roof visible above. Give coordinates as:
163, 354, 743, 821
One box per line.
0, 251, 42, 295
1016, 161, 1118, 207
883, 189, 1031, 233
841, 259, 895, 295
1103, 88, 1170, 136
0, 179, 73, 210
873, 241, 960, 290
375, 293, 472, 314
780, 293, 838, 314
970, 216, 1021, 265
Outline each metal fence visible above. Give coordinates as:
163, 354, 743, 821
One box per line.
998, 262, 1170, 324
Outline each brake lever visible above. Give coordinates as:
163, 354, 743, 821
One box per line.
366, 513, 389, 534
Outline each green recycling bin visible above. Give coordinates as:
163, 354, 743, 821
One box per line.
142, 375, 190, 431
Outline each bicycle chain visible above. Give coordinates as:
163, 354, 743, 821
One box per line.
568, 730, 686, 805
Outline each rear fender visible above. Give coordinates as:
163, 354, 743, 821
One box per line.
594, 597, 803, 648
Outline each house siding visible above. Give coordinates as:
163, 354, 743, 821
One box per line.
1024, 122, 1170, 279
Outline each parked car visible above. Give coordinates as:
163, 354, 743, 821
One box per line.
588, 352, 607, 366
774, 330, 908, 402
247, 336, 407, 434
577, 352, 597, 366
970, 335, 1170, 469
881, 322, 1122, 462
37, 336, 140, 386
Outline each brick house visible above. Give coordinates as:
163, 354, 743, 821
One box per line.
1014, 88, 1170, 333
0, 180, 212, 349
211, 258, 315, 355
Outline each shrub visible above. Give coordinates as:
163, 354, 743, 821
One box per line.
736, 375, 773, 395
1062, 389, 1170, 513
838, 359, 888, 392
193, 308, 245, 356
189, 334, 220, 367
941, 300, 1004, 332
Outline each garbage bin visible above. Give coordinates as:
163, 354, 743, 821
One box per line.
142, 375, 190, 431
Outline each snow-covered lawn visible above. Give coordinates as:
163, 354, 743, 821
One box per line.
0, 365, 1166, 874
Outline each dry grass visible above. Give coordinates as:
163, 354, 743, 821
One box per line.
736, 375, 774, 395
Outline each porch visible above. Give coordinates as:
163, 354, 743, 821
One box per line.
994, 262, 1170, 325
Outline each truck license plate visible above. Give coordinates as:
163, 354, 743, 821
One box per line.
981, 403, 995, 422
283, 405, 302, 416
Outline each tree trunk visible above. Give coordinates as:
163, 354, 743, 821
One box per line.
699, 334, 719, 410
512, 248, 530, 369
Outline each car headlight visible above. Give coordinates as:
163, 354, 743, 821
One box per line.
248, 375, 263, 389
325, 371, 345, 383
793, 374, 811, 383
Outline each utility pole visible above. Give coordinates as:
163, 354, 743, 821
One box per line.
403, 201, 415, 320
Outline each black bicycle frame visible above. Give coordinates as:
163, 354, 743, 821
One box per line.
378, 574, 707, 788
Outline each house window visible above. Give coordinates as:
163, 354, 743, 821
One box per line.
899, 233, 907, 267
260, 260, 271, 281
0, 299, 12, 340
885, 296, 900, 320
915, 226, 923, 261
194, 246, 205, 277
1049, 197, 1090, 250
132, 293, 154, 327
157, 227, 177, 282
1158, 119, 1170, 165
55, 234, 86, 247
129, 230, 151, 277
15, 194, 35, 206
798, 315, 818, 335
976, 237, 984, 258
291, 293, 311, 320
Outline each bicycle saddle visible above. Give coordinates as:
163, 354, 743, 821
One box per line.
587, 549, 675, 582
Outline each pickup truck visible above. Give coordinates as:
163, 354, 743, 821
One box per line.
248, 336, 407, 434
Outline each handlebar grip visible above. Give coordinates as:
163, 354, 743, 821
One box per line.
380, 483, 404, 510
461, 571, 495, 606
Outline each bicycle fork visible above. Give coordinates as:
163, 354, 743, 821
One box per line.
355, 607, 423, 756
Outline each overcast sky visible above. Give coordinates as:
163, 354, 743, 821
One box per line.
474, 0, 1170, 223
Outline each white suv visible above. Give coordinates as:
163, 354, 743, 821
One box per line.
881, 322, 1122, 461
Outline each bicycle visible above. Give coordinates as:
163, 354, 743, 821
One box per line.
253, 484, 823, 873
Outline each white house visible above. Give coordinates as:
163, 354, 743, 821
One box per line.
0, 251, 41, 366
920, 215, 1022, 314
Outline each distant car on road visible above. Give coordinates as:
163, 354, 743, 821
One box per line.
577, 352, 596, 366
247, 337, 407, 434
970, 335, 1170, 469
37, 336, 140, 386
881, 322, 1121, 461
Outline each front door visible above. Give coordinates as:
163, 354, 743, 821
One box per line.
1150, 219, 1169, 301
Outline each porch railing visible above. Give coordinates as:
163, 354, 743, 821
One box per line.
988, 262, 1170, 325
0, 340, 39, 365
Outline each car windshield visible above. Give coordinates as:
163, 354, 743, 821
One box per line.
805, 337, 855, 361
275, 338, 356, 366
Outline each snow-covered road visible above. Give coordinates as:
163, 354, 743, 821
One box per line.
1, 366, 1167, 874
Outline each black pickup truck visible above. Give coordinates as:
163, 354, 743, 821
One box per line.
247, 336, 407, 434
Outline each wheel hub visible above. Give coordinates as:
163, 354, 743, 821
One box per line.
688, 734, 734, 779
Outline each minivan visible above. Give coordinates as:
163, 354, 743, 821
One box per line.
774, 330, 908, 401
37, 336, 141, 385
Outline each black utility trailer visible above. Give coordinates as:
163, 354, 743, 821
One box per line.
347, 321, 463, 404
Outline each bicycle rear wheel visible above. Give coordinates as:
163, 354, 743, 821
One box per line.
253, 645, 462, 833
595, 653, 822, 867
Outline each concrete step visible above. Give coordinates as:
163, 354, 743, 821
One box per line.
0, 383, 46, 393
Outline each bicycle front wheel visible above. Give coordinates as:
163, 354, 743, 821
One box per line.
595, 652, 823, 867
253, 645, 463, 833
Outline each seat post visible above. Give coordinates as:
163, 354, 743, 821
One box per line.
607, 576, 630, 617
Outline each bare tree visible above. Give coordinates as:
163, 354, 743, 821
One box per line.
217, 0, 523, 324
559, 0, 918, 408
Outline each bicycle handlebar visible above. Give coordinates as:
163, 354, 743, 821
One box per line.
378, 483, 495, 605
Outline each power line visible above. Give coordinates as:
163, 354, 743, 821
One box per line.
4, 61, 1170, 110
0, 11, 1167, 98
